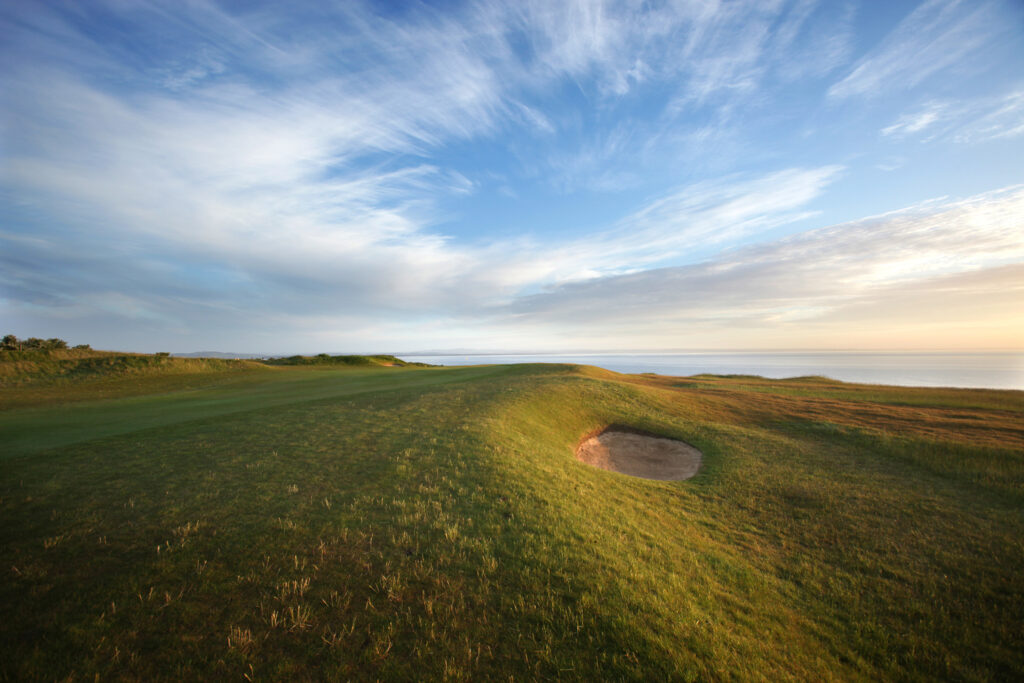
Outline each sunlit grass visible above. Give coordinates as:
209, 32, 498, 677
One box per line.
1, 359, 1022, 680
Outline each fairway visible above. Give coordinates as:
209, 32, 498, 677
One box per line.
0, 364, 510, 457
2, 360, 1023, 680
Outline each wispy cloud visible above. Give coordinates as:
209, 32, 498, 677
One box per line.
882, 103, 946, 138
443, 166, 845, 292
501, 187, 1024, 349
506, 0, 853, 191
0, 2, 849, 313
954, 90, 1024, 143
829, 0, 1004, 100
608, 167, 842, 254
880, 89, 1024, 143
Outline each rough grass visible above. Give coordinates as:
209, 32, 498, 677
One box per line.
0, 349, 266, 409
1, 359, 1022, 681
0, 348, 262, 384
263, 353, 430, 368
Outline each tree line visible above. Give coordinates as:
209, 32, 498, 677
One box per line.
1, 334, 91, 351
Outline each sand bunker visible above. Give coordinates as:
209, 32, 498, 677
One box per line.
575, 428, 702, 481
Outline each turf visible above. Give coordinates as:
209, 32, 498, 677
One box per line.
1, 358, 1022, 680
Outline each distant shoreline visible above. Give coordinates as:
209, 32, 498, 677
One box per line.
399, 351, 1024, 392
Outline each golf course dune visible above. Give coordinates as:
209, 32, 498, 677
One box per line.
1, 352, 1023, 680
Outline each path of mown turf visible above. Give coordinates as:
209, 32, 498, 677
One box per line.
0, 365, 513, 457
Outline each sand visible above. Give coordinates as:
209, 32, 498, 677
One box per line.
575, 428, 702, 481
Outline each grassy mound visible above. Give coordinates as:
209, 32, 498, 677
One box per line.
263, 353, 431, 368
0, 349, 269, 409
0, 348, 262, 385
1, 363, 1022, 680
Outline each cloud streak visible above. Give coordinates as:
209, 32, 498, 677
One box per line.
829, 0, 1005, 100
500, 187, 1024, 349
881, 90, 1024, 143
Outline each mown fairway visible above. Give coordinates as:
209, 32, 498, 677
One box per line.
2, 358, 1023, 680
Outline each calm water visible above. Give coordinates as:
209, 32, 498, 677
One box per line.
402, 352, 1024, 390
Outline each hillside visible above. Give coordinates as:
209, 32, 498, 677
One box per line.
1, 359, 1022, 680
0, 348, 265, 382
0, 347, 269, 409
262, 353, 431, 368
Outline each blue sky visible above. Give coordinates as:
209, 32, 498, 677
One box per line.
2, 0, 1023, 353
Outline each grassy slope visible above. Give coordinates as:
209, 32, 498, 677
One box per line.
262, 353, 428, 368
1, 360, 1022, 681
0, 349, 267, 409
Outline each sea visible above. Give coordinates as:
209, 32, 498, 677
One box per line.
400, 352, 1024, 391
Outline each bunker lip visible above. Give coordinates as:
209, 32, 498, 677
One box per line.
575, 425, 702, 481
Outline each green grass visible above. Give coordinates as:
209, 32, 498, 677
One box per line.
262, 353, 430, 367
0, 348, 267, 410
1, 356, 1022, 680
0, 348, 263, 384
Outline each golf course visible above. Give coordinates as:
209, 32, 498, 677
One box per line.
2, 349, 1022, 681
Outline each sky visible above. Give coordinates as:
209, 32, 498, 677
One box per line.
1, 0, 1023, 354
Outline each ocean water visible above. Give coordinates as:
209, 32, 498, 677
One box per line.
401, 352, 1024, 390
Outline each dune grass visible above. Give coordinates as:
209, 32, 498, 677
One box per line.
0, 348, 262, 385
1, 358, 1022, 680
0, 348, 268, 410
262, 353, 429, 368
